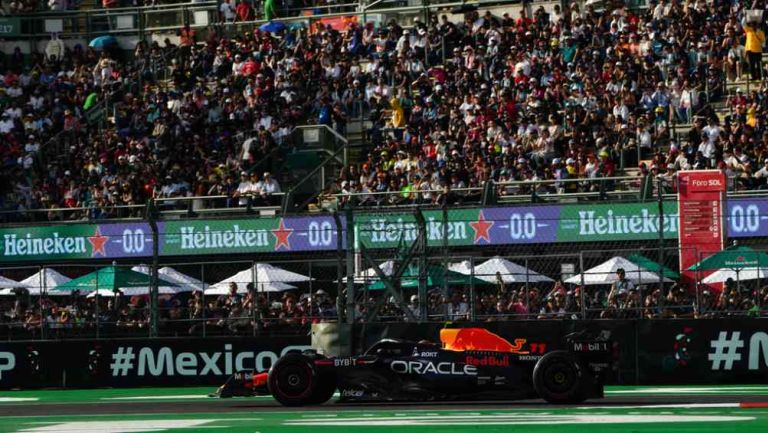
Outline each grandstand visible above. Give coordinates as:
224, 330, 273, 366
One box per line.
2, 0, 764, 220
1, 0, 768, 340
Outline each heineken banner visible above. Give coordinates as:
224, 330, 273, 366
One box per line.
162, 216, 340, 256
356, 202, 678, 249
0, 222, 155, 263
1, 198, 768, 263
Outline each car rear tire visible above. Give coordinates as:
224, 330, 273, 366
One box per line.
532, 351, 586, 404
269, 353, 324, 406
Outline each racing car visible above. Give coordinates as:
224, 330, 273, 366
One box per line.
215, 327, 612, 406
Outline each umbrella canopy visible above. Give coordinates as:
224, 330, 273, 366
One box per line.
0, 287, 34, 296
131, 265, 208, 292
626, 255, 680, 279
0, 275, 27, 289
207, 263, 309, 293
472, 257, 554, 283
19, 269, 71, 294
259, 21, 286, 33
89, 35, 117, 49
687, 246, 768, 271
564, 256, 673, 285
343, 260, 395, 283
367, 266, 491, 290
702, 267, 768, 284
205, 281, 296, 295
53, 266, 178, 292
448, 260, 474, 275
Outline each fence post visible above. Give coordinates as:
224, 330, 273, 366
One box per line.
38, 265, 46, 341
202, 263, 206, 338
333, 211, 345, 323
147, 198, 160, 338
416, 209, 428, 322
657, 177, 665, 299
579, 251, 586, 319
345, 205, 356, 324
441, 205, 448, 321
469, 256, 476, 322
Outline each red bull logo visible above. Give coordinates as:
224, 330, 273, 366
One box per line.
464, 355, 510, 367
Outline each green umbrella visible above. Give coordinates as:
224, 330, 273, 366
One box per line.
367, 266, 491, 290
687, 246, 768, 271
627, 254, 679, 279
54, 266, 178, 292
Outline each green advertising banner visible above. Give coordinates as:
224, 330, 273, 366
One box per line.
0, 18, 21, 37
162, 215, 339, 256
356, 202, 679, 249
557, 202, 679, 242
0, 200, 699, 264
0, 222, 154, 263
356, 206, 562, 249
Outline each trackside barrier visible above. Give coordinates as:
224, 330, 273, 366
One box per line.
2, 319, 768, 389
0, 335, 310, 389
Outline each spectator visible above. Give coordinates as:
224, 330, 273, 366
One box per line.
219, 0, 236, 23
447, 291, 469, 321
742, 14, 765, 81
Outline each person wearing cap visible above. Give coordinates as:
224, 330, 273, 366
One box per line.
743, 14, 765, 81
258, 171, 281, 205
233, 172, 253, 206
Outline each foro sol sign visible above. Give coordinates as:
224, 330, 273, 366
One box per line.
677, 170, 726, 277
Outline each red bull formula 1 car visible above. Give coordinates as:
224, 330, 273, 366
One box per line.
215, 328, 612, 406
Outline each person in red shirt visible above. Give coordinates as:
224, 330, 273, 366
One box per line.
235, 0, 253, 22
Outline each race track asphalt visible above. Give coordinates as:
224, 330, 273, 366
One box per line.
2, 392, 768, 417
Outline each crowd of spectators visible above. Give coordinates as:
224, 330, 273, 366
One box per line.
0, 282, 340, 338
4, 265, 768, 339
3, 1, 768, 217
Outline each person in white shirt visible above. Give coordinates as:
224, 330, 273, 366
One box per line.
45, 33, 66, 60
219, 0, 236, 22
234, 172, 253, 206
0, 114, 14, 133
259, 172, 281, 205
395, 29, 413, 54
231, 54, 244, 76
753, 160, 768, 186
699, 119, 721, 159
29, 91, 44, 110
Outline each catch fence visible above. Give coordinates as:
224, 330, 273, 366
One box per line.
1, 202, 768, 340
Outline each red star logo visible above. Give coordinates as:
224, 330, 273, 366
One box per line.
469, 210, 494, 244
272, 218, 293, 251
88, 227, 108, 257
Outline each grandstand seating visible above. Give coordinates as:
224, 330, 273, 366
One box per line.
0, 0, 766, 218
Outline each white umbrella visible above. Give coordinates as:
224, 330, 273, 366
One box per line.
702, 267, 768, 284
205, 281, 296, 295
448, 260, 474, 275
19, 269, 71, 295
343, 260, 395, 283
564, 256, 673, 285
0, 275, 28, 289
131, 265, 208, 292
471, 257, 554, 283
207, 263, 309, 294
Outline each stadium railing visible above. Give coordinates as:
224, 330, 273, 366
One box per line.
3, 0, 562, 41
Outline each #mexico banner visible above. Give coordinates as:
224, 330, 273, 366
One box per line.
677, 170, 726, 280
